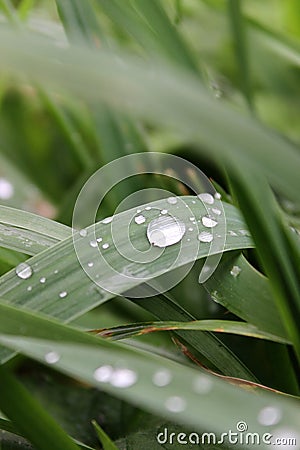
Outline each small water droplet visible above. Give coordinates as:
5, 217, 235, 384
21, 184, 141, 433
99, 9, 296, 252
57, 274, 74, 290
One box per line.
188, 227, 193, 232
16, 263, 33, 280
152, 369, 172, 387
39, 277, 46, 284
228, 230, 238, 236
189, 217, 196, 222
167, 196, 178, 205
230, 265, 241, 278
198, 231, 213, 243
79, 229, 87, 237
110, 368, 138, 388
161, 209, 168, 215
202, 216, 218, 228
136, 209, 142, 213
45, 351, 60, 364
94, 365, 114, 383
147, 215, 186, 248
54, 269, 59, 274
165, 396, 186, 413
102, 216, 113, 224
211, 290, 220, 303
88, 262, 94, 268
90, 240, 98, 248
134, 215, 146, 225
97, 237, 103, 243
198, 193, 214, 205
27, 286, 32, 292
239, 229, 251, 236
257, 406, 282, 426
193, 375, 213, 394
59, 291, 68, 298
214, 192, 222, 200
102, 243, 109, 249
0, 178, 14, 200
212, 208, 221, 216
145, 206, 152, 211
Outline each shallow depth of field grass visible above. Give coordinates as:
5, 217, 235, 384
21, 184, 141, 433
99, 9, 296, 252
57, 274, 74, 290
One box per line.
0, 1, 300, 449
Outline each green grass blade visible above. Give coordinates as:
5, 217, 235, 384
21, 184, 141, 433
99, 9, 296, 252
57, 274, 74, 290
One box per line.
0, 366, 80, 450
91, 421, 118, 450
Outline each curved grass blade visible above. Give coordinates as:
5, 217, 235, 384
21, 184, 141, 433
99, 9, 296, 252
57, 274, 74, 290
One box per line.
92, 421, 118, 450
95, 319, 289, 344
0, 30, 300, 203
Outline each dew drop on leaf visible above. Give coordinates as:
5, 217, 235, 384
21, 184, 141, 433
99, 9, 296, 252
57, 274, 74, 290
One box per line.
230, 265, 241, 278
44, 351, 60, 364
102, 216, 113, 224
39, 277, 46, 284
165, 396, 186, 413
0, 178, 14, 200
16, 263, 33, 280
257, 406, 282, 426
201, 216, 218, 228
94, 365, 114, 383
110, 368, 138, 388
198, 231, 213, 243
59, 291, 68, 298
193, 375, 213, 394
134, 214, 146, 224
79, 229, 87, 237
167, 196, 178, 205
102, 243, 109, 249
197, 193, 214, 205
147, 215, 186, 248
152, 369, 172, 387
90, 240, 98, 248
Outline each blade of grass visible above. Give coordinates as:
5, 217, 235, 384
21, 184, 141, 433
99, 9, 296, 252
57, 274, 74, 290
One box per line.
92, 421, 118, 450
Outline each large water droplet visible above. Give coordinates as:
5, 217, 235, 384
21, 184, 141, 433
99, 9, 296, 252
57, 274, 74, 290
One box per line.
44, 351, 60, 364
79, 229, 87, 237
193, 375, 213, 394
90, 240, 98, 248
165, 396, 186, 413
167, 196, 178, 205
230, 266, 241, 278
94, 365, 114, 383
135, 215, 146, 225
198, 193, 214, 205
152, 369, 172, 387
0, 178, 14, 200
102, 243, 109, 250
214, 192, 222, 200
147, 215, 186, 248
198, 231, 213, 243
39, 277, 46, 284
202, 216, 218, 228
257, 406, 282, 426
110, 368, 138, 388
16, 263, 33, 280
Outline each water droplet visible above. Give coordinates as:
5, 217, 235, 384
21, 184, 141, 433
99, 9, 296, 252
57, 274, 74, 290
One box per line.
27, 286, 32, 292
202, 216, 218, 228
272, 428, 300, 450
147, 215, 186, 248
167, 197, 178, 205
16, 263, 33, 280
239, 229, 251, 236
214, 192, 222, 200
230, 266, 241, 278
136, 209, 142, 214
228, 230, 238, 236
102, 216, 113, 224
97, 237, 103, 243
0, 178, 14, 200
152, 369, 172, 387
211, 290, 221, 303
87, 262, 94, 268
79, 229, 87, 237
198, 193, 214, 205
59, 291, 68, 298
39, 277, 46, 284
45, 351, 60, 364
188, 227, 193, 232
161, 209, 168, 215
198, 231, 213, 243
54, 270, 59, 274
212, 208, 221, 216
193, 375, 213, 394
102, 243, 109, 249
94, 365, 114, 383
165, 396, 186, 413
257, 406, 282, 426
134, 215, 146, 225
110, 368, 138, 388
145, 206, 152, 211
90, 240, 98, 248
189, 217, 196, 222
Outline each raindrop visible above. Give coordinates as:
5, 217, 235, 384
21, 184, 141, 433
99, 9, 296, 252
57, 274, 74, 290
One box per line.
147, 215, 186, 248
145, 206, 152, 211
110, 368, 138, 388
257, 406, 282, 426
212, 208, 221, 216
102, 217, 113, 224
39, 277, 46, 284
90, 240, 98, 248
87, 262, 94, 268
214, 192, 222, 200
189, 217, 196, 222
198, 193, 214, 205
193, 374, 213, 394
94, 365, 114, 383
16, 263, 33, 280
102, 243, 109, 250
230, 265, 241, 278
27, 286, 32, 292
152, 369, 172, 387
165, 396, 186, 413
161, 209, 168, 215
59, 291, 68, 298
0, 178, 14, 200
79, 229, 87, 237
54, 270, 59, 274
96, 237, 103, 243
188, 227, 194, 232
44, 351, 60, 364
134, 215, 146, 225
167, 197, 178, 205
202, 216, 218, 228
136, 209, 142, 214
198, 231, 213, 243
